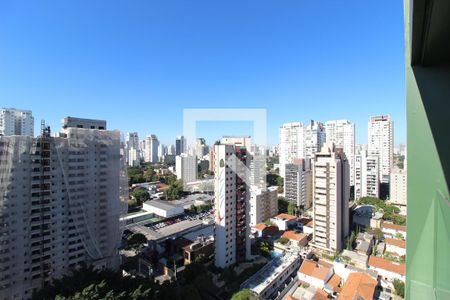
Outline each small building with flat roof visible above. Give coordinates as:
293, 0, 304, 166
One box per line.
143, 200, 184, 218
241, 253, 301, 299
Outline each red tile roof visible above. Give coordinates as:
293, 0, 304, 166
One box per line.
298, 217, 313, 225
314, 289, 329, 300
275, 213, 297, 221
337, 272, 377, 300
385, 238, 406, 249
326, 273, 342, 293
305, 220, 314, 227
368, 256, 406, 275
298, 260, 331, 281
252, 223, 267, 231
382, 223, 406, 232
282, 231, 308, 242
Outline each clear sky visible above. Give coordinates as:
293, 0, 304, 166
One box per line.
0, 0, 405, 146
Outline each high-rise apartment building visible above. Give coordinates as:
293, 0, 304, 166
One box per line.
390, 167, 406, 211
304, 120, 326, 159
158, 144, 167, 160
214, 144, 251, 268
175, 154, 197, 184
325, 120, 355, 186
195, 138, 208, 158
354, 151, 379, 199
284, 159, 312, 210
312, 143, 350, 252
145, 134, 159, 163
0, 118, 127, 299
126, 132, 139, 149
368, 115, 393, 184
167, 144, 175, 155
249, 186, 278, 226
175, 135, 186, 156
126, 132, 140, 167
208, 147, 216, 173
0, 108, 34, 136
62, 117, 106, 130
220, 136, 252, 151
279, 122, 304, 179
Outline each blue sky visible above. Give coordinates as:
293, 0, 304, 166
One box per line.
0, 0, 405, 146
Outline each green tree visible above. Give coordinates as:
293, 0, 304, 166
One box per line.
266, 173, 280, 186
194, 253, 207, 264
276, 237, 289, 245
259, 241, 271, 257
358, 197, 405, 225
278, 197, 289, 213
130, 188, 150, 205
231, 289, 257, 300
183, 263, 207, 284
164, 180, 184, 200
395, 232, 405, 240
287, 201, 296, 215
162, 175, 177, 185
128, 167, 145, 185
32, 264, 156, 300
182, 285, 202, 300
393, 279, 405, 298
143, 165, 156, 182
127, 198, 138, 210
276, 176, 284, 188
127, 233, 147, 248
186, 204, 196, 214
346, 230, 356, 250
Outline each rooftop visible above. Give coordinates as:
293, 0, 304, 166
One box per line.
337, 272, 377, 300
298, 218, 313, 225
131, 218, 211, 242
298, 259, 331, 281
241, 253, 301, 295
144, 199, 181, 210
382, 223, 406, 232
385, 238, 406, 249
314, 289, 329, 300
326, 273, 342, 293
274, 213, 297, 221
282, 231, 308, 242
355, 240, 371, 254
340, 249, 369, 265
368, 256, 406, 276
252, 223, 267, 231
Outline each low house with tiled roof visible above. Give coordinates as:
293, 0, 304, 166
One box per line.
384, 238, 406, 256
271, 213, 298, 230
325, 273, 342, 294
337, 272, 378, 300
251, 223, 279, 238
281, 230, 309, 247
381, 222, 407, 239
368, 255, 406, 281
314, 288, 329, 300
298, 259, 334, 289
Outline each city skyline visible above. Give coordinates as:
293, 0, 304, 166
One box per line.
0, 0, 405, 145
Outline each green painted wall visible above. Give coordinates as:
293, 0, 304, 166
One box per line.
405, 1, 450, 299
